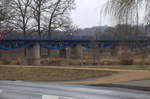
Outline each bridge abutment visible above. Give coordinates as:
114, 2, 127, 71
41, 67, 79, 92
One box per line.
26, 43, 41, 65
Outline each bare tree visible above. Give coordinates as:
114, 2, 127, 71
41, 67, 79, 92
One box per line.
43, 0, 75, 37
30, 0, 75, 56
0, 5, 5, 30
0, 1, 12, 33
9, 0, 32, 37
30, 0, 49, 37
28, 0, 75, 37
7, 0, 33, 56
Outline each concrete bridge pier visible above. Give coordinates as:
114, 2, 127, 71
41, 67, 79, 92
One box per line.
26, 43, 41, 65
71, 44, 83, 59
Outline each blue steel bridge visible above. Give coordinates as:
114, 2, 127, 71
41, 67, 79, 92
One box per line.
1, 33, 150, 50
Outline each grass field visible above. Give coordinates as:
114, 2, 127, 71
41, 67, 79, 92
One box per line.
0, 66, 117, 81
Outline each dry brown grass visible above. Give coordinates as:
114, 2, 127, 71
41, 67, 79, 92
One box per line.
40, 57, 120, 66
1, 52, 150, 66
0, 66, 116, 81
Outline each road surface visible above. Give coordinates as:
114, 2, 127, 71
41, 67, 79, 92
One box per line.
0, 81, 150, 99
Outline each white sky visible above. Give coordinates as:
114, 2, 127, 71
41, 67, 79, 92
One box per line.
71, 0, 108, 29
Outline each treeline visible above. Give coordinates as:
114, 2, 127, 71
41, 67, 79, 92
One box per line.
74, 24, 150, 39
102, 24, 149, 39
0, 0, 75, 37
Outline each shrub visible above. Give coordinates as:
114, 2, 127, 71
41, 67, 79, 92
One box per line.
119, 52, 134, 65
11, 59, 25, 65
120, 58, 134, 65
3, 60, 11, 65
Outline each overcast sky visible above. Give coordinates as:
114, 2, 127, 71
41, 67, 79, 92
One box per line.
71, 0, 108, 29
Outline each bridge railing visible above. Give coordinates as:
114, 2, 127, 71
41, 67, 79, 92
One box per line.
2, 33, 150, 41
0, 33, 150, 50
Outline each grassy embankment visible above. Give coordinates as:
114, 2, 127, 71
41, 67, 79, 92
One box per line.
0, 66, 117, 81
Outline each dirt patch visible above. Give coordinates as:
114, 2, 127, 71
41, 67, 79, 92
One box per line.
63, 67, 150, 85
81, 65, 150, 70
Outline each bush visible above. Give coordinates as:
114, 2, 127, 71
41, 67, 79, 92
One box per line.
120, 58, 133, 65
11, 59, 25, 65
119, 52, 134, 65
3, 60, 11, 65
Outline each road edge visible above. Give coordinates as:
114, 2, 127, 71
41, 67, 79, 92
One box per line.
89, 84, 150, 92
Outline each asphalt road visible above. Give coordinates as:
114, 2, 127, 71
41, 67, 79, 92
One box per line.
0, 81, 150, 99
